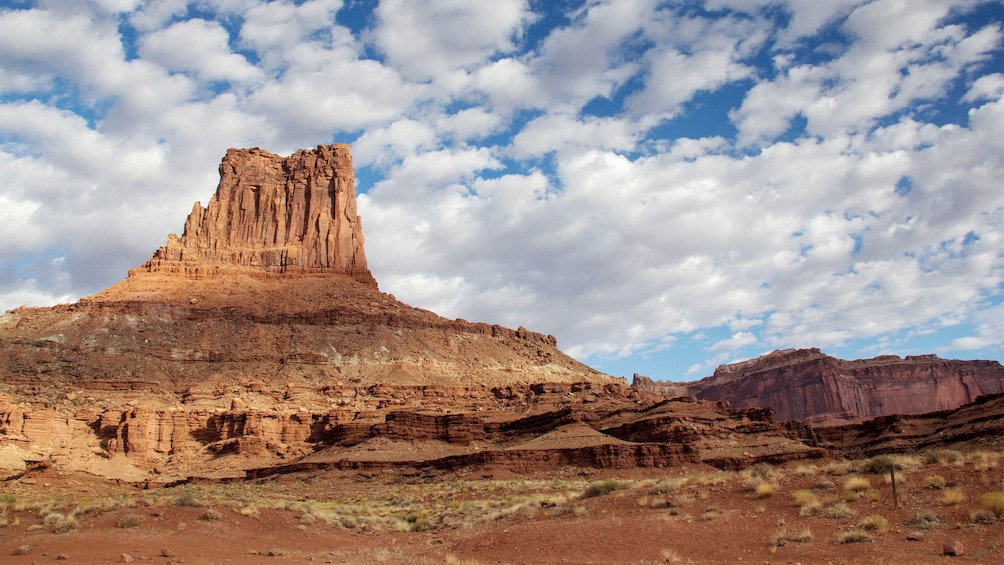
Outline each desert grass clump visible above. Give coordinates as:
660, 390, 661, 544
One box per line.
792, 489, 821, 516
754, 482, 776, 498
116, 513, 142, 529
923, 474, 947, 490
908, 509, 942, 530
649, 477, 687, 495
858, 514, 889, 534
837, 529, 874, 544
843, 476, 871, 493
860, 455, 895, 474
172, 490, 203, 508
792, 464, 817, 477
923, 449, 963, 466
970, 451, 999, 472
825, 502, 856, 519
573, 506, 589, 518
969, 509, 997, 525
199, 509, 222, 522
44, 512, 79, 534
980, 491, 1004, 519
660, 548, 683, 564
942, 488, 966, 506
774, 526, 814, 546
582, 479, 628, 499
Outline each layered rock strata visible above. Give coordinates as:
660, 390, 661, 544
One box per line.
140, 144, 375, 286
632, 348, 1004, 425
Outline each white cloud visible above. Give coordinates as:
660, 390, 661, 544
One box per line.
1, 0, 1002, 376
139, 18, 262, 84
372, 0, 530, 83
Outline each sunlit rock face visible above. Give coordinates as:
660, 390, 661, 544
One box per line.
633, 348, 1004, 425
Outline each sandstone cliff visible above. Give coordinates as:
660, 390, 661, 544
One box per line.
0, 143, 632, 481
632, 348, 1004, 425
139, 144, 376, 286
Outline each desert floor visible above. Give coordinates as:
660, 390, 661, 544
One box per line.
1, 451, 1002, 564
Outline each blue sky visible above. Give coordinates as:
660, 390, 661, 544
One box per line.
1, 0, 1003, 382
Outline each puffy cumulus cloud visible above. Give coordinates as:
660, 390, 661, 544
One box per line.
732, 0, 1001, 146
139, 18, 262, 84
239, 0, 345, 69
525, 0, 651, 113
372, 0, 530, 83
2, 1, 1002, 378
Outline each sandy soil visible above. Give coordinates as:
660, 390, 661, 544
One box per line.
1, 454, 1002, 564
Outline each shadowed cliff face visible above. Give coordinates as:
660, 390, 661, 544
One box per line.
632, 348, 1004, 425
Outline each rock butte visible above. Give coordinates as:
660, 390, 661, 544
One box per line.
632, 348, 1004, 425
1, 144, 1001, 483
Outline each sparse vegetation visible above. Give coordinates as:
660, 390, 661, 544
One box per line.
923, 449, 962, 466
582, 479, 629, 498
860, 455, 894, 474
923, 474, 947, 490
754, 482, 776, 498
942, 488, 966, 506
858, 514, 888, 534
837, 529, 873, 544
980, 491, 1004, 519
116, 513, 142, 529
843, 476, 871, 492
826, 502, 856, 519
908, 509, 942, 530
199, 509, 222, 522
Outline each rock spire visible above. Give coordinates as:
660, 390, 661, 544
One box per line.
139, 144, 376, 287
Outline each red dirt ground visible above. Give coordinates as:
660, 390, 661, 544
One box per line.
1, 456, 1001, 564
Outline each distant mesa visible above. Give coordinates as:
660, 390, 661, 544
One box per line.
632, 348, 1004, 425
138, 144, 376, 287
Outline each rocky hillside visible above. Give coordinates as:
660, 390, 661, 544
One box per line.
632, 348, 1004, 425
0, 144, 621, 481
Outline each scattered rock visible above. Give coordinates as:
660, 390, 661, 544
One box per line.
943, 537, 965, 556
906, 531, 925, 541
160, 548, 174, 557
56, 554, 70, 560
121, 553, 135, 563
12, 544, 30, 555
267, 548, 288, 557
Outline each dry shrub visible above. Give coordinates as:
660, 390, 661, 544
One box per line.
660, 548, 683, 564
754, 483, 776, 498
650, 477, 687, 495
116, 514, 142, 529
923, 449, 962, 466
837, 529, 873, 544
969, 509, 997, 525
582, 479, 628, 499
792, 489, 818, 507
980, 491, 1004, 518
774, 526, 814, 546
843, 476, 871, 492
860, 455, 894, 474
858, 514, 888, 534
970, 451, 999, 472
942, 488, 966, 506
923, 475, 947, 490
825, 502, 856, 519
198, 509, 222, 522
908, 509, 942, 530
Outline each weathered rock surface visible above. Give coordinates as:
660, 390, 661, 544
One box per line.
794, 392, 1004, 458
140, 144, 375, 286
632, 348, 1004, 425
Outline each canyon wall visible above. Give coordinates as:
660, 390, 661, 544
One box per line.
632, 348, 1004, 425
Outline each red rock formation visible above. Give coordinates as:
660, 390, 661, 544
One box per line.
632, 348, 1004, 425
139, 144, 375, 286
